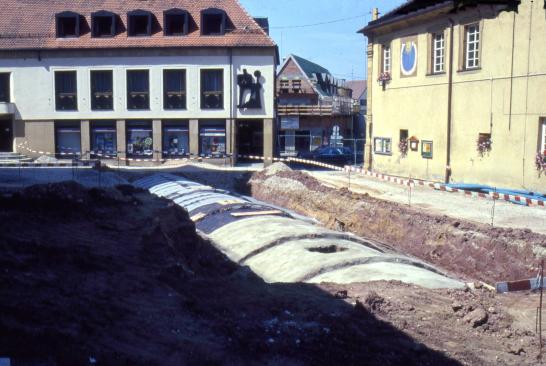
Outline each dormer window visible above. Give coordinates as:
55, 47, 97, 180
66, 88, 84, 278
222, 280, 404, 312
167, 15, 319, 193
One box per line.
128, 10, 152, 37
164, 9, 189, 36
201, 8, 226, 36
92, 11, 116, 37
56, 12, 80, 38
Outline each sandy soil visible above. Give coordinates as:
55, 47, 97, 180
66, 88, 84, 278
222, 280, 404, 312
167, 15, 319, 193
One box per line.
1, 182, 544, 365
248, 164, 546, 285
306, 170, 546, 235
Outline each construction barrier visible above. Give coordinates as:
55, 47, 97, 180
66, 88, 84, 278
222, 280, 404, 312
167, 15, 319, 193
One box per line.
344, 165, 546, 209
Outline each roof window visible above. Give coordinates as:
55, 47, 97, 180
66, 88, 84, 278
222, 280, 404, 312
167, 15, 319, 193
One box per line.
92, 11, 116, 37
56, 11, 80, 38
201, 8, 226, 36
164, 8, 189, 36
128, 10, 152, 37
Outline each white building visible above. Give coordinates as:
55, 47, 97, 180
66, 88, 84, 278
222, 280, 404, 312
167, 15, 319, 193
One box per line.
0, 0, 277, 163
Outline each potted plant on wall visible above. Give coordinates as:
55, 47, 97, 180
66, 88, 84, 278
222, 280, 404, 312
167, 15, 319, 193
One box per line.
398, 138, 408, 158
536, 152, 546, 175
477, 133, 492, 157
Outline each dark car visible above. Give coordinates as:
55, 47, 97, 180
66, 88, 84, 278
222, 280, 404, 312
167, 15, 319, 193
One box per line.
297, 146, 354, 166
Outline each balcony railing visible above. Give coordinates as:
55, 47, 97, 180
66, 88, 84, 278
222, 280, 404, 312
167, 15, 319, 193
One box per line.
278, 99, 354, 116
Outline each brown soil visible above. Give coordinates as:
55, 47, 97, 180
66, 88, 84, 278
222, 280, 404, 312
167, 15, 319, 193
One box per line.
1, 181, 544, 365
249, 165, 546, 284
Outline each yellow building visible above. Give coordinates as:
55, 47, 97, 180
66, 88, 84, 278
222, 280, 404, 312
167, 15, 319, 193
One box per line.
360, 0, 546, 192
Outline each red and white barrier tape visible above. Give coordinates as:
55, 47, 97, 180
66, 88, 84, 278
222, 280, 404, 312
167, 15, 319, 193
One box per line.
343, 165, 546, 209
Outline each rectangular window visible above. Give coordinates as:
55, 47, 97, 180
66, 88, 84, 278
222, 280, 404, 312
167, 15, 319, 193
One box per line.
200, 122, 226, 156
56, 13, 80, 38
55, 71, 77, 111
201, 10, 226, 35
374, 137, 392, 155
163, 121, 189, 157
91, 70, 113, 111
55, 122, 81, 158
164, 10, 188, 36
433, 33, 445, 73
201, 69, 224, 109
128, 12, 152, 37
382, 45, 391, 74
540, 120, 546, 155
92, 12, 116, 37
127, 70, 150, 110
90, 121, 117, 158
126, 120, 153, 158
0, 73, 10, 103
465, 24, 480, 70
163, 69, 186, 110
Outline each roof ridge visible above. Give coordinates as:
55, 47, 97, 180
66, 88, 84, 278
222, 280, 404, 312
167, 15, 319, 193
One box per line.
234, 0, 276, 46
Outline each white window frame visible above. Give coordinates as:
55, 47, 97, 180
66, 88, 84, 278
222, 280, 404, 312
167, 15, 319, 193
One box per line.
374, 137, 392, 155
382, 45, 391, 74
540, 119, 546, 156
465, 24, 480, 70
433, 33, 445, 73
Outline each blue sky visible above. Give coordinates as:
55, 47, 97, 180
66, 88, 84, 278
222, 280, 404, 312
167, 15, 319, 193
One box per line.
239, 0, 405, 81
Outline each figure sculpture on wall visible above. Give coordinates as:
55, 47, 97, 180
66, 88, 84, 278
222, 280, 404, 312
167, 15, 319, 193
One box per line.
237, 69, 262, 109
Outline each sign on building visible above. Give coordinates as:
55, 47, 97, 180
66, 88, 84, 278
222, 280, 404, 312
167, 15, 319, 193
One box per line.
281, 116, 299, 130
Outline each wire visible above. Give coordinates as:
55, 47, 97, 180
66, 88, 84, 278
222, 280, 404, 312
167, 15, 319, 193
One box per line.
270, 13, 369, 29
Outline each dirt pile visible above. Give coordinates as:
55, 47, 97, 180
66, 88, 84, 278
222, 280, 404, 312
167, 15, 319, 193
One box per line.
1, 181, 481, 366
249, 166, 546, 284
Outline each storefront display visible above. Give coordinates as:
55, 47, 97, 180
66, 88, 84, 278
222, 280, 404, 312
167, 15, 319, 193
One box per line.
91, 125, 117, 157
55, 125, 81, 158
163, 126, 189, 157
200, 126, 226, 157
127, 122, 153, 158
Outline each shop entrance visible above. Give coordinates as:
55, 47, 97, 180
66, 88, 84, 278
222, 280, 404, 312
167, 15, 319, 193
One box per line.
237, 120, 263, 159
0, 118, 13, 152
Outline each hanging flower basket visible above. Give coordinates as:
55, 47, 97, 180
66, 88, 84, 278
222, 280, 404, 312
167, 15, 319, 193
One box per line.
398, 139, 408, 157
476, 136, 492, 157
536, 152, 546, 172
377, 72, 391, 83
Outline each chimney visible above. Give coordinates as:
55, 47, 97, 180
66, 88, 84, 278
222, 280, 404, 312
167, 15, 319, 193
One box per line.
372, 8, 380, 21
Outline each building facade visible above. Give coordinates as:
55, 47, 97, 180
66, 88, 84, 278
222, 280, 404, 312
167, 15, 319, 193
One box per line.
0, 0, 277, 164
276, 55, 354, 157
360, 0, 545, 192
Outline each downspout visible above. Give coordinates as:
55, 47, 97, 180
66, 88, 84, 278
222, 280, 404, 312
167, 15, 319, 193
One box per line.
229, 48, 234, 164
445, 19, 455, 184
508, 11, 516, 130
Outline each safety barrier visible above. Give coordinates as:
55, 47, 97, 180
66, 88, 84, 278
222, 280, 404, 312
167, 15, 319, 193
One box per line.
344, 165, 546, 209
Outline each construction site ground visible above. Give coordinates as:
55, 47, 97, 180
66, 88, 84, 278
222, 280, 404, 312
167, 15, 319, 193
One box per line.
0, 163, 545, 365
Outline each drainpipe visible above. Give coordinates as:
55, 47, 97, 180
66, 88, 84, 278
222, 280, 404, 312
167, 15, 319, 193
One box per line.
229, 48, 234, 165
445, 19, 455, 184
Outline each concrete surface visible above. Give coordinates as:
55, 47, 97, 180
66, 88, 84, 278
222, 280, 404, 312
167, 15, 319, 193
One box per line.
134, 173, 464, 289
308, 170, 546, 235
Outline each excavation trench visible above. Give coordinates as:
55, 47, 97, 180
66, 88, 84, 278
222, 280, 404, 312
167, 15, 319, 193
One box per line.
134, 173, 463, 289
247, 164, 546, 284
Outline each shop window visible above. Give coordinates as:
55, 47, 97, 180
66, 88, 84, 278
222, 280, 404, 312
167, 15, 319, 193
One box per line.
201, 69, 223, 109
0, 73, 10, 103
128, 10, 152, 37
201, 8, 226, 35
200, 122, 226, 157
92, 11, 116, 37
91, 70, 113, 111
374, 137, 392, 155
90, 121, 117, 158
55, 71, 78, 111
127, 70, 149, 110
164, 9, 189, 36
56, 12, 80, 38
464, 23, 480, 70
126, 121, 153, 158
163, 69, 186, 110
55, 122, 81, 158
163, 121, 189, 157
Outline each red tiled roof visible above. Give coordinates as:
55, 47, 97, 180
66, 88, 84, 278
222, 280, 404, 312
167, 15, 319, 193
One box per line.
0, 0, 276, 51
346, 80, 367, 99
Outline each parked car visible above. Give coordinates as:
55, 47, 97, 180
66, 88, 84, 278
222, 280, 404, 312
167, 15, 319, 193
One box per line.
297, 146, 354, 166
